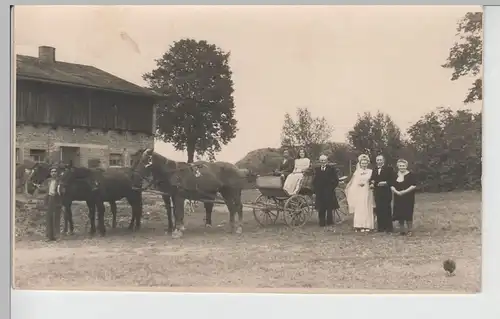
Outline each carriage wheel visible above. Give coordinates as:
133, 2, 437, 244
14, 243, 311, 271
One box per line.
283, 195, 311, 228
252, 195, 280, 227
334, 188, 349, 224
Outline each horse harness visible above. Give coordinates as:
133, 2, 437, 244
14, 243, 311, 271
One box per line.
134, 154, 217, 201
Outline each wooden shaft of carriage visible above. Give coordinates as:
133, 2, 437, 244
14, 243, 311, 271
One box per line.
141, 189, 309, 212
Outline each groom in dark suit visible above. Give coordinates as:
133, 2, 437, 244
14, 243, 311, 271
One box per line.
276, 149, 295, 182
313, 155, 340, 229
369, 155, 395, 233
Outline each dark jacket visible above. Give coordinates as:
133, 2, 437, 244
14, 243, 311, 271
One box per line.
278, 158, 295, 176
313, 164, 340, 210
369, 165, 395, 198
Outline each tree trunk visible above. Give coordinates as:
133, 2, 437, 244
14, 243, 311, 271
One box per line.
187, 142, 195, 164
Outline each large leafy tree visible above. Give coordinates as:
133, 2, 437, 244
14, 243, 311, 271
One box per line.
143, 38, 237, 163
348, 111, 404, 164
442, 12, 483, 104
321, 142, 357, 176
280, 107, 333, 160
407, 107, 481, 191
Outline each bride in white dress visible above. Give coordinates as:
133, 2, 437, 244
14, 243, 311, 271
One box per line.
283, 149, 311, 195
345, 154, 375, 232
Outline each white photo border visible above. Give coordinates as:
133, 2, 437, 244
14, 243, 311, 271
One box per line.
5, 3, 499, 319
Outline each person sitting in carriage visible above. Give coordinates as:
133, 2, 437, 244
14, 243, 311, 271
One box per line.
283, 148, 311, 195
274, 149, 295, 182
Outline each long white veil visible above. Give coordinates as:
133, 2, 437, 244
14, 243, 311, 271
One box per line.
345, 154, 371, 214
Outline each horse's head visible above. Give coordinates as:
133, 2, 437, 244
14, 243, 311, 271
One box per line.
26, 162, 51, 195
248, 169, 259, 183
239, 168, 258, 184
136, 148, 154, 172
132, 148, 180, 190
57, 163, 82, 195
131, 148, 158, 189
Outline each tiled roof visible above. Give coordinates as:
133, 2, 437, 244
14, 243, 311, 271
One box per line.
16, 54, 160, 98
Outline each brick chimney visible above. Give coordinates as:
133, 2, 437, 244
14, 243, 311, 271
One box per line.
38, 46, 56, 63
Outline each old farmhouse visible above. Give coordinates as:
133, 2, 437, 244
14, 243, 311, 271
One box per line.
15, 46, 160, 168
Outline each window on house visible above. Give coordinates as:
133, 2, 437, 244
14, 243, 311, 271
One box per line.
87, 158, 101, 169
109, 153, 123, 167
15, 148, 20, 164
29, 149, 47, 163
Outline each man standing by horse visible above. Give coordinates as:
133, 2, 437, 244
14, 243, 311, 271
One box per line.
38, 166, 63, 241
313, 154, 340, 231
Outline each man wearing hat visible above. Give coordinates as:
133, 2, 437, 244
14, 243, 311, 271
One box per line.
313, 154, 340, 230
38, 166, 63, 241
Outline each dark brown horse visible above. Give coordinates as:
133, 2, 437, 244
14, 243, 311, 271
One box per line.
129, 149, 215, 234
132, 148, 255, 238
130, 149, 254, 234
57, 164, 144, 236
15, 163, 30, 194
28, 162, 142, 236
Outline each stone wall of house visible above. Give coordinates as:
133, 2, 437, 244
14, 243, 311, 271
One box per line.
15, 124, 154, 168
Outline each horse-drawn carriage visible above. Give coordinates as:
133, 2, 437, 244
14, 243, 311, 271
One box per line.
252, 172, 349, 228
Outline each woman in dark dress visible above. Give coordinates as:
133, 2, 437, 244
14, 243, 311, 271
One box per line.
391, 159, 417, 236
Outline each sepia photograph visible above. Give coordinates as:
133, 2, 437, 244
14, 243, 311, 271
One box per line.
13, 5, 482, 292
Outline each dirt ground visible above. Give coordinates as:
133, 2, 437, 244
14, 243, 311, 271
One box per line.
13, 190, 481, 292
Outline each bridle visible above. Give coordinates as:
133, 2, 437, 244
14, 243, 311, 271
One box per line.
26, 164, 45, 190
130, 154, 156, 191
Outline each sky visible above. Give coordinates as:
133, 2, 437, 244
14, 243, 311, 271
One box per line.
14, 5, 482, 163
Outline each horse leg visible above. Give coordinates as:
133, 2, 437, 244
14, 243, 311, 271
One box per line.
128, 209, 136, 231
62, 206, 68, 235
96, 201, 106, 236
204, 202, 214, 228
127, 195, 136, 231
219, 188, 237, 233
109, 201, 117, 229
65, 201, 75, 235
125, 196, 136, 231
162, 195, 174, 234
234, 189, 244, 234
134, 193, 143, 231
62, 202, 70, 234
88, 201, 97, 236
171, 196, 183, 231
171, 195, 185, 239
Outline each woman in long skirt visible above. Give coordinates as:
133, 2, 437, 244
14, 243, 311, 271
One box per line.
391, 159, 417, 236
345, 154, 375, 232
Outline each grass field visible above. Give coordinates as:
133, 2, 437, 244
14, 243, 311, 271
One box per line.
13, 190, 481, 292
